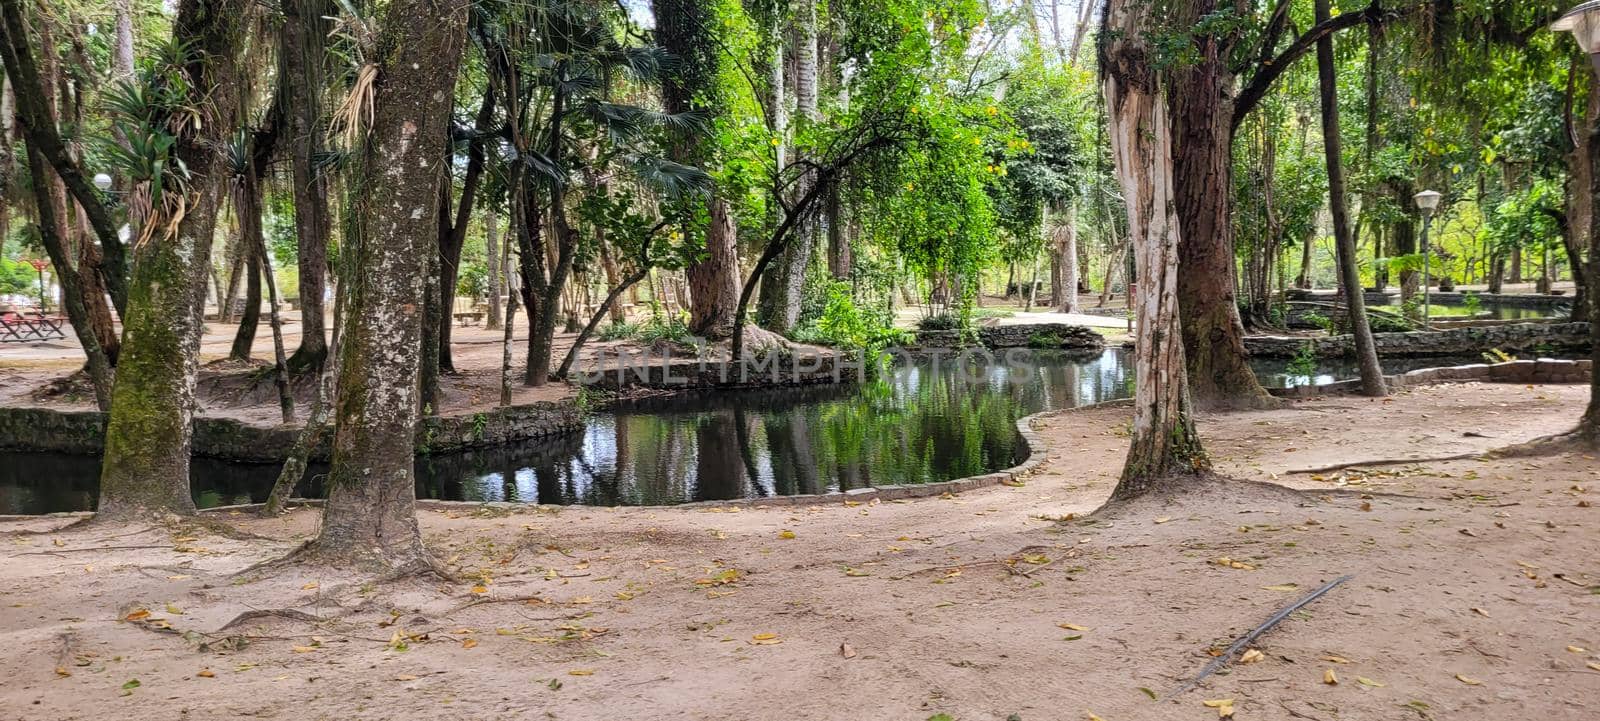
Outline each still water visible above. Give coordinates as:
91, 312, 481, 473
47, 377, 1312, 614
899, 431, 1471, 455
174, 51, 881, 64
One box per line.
0, 349, 1136, 514
1376, 298, 1562, 320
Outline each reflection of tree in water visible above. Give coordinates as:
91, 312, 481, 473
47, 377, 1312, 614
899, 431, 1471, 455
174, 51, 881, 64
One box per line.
4, 351, 1142, 513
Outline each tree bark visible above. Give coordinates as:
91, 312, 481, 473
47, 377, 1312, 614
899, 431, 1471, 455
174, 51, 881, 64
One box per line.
229, 245, 262, 360
96, 0, 253, 520
485, 208, 503, 329
1166, 7, 1275, 410
437, 84, 495, 374
1102, 0, 1208, 495
1053, 202, 1079, 313
283, 0, 333, 372
826, 184, 851, 280
1314, 0, 1385, 398
307, 0, 469, 569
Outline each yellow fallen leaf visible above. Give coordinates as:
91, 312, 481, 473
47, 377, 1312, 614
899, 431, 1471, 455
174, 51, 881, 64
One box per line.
470, 585, 488, 595
1085, 712, 1105, 721
54, 667, 70, 677
1324, 669, 1339, 685
461, 638, 478, 649
1356, 676, 1385, 687
843, 567, 870, 577
1587, 661, 1600, 672
1057, 623, 1090, 631
1239, 649, 1264, 664
302, 582, 318, 590
1455, 674, 1482, 686
1203, 698, 1236, 719
749, 633, 783, 645
165, 603, 184, 615
1154, 517, 1172, 524
196, 669, 215, 678
1471, 607, 1490, 617
568, 669, 594, 676
291, 645, 318, 653
778, 530, 796, 539
1567, 645, 1587, 654
1262, 584, 1299, 592
1323, 655, 1351, 664
123, 609, 151, 622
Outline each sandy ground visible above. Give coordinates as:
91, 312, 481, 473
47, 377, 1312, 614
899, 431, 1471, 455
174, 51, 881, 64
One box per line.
1, 383, 1598, 721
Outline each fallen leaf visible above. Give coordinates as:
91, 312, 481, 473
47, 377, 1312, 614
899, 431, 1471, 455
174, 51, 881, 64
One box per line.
840, 643, 857, 659
843, 567, 870, 577
1567, 645, 1587, 654
778, 530, 796, 539
1154, 517, 1172, 524
1587, 661, 1600, 672
749, 633, 783, 645
1455, 674, 1482, 686
1471, 607, 1489, 617
53, 667, 70, 678
470, 585, 488, 595
1085, 712, 1105, 721
1239, 649, 1265, 664
567, 669, 594, 676
1203, 698, 1236, 719
1057, 622, 1090, 631
291, 645, 318, 653
1324, 668, 1339, 685
1357, 676, 1385, 687
1262, 584, 1299, 592
302, 582, 319, 590
461, 638, 478, 649
196, 669, 215, 678
1138, 687, 1157, 700
1323, 655, 1351, 664
123, 609, 150, 622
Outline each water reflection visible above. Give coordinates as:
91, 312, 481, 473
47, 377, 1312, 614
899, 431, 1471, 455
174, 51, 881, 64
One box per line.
0, 349, 1135, 513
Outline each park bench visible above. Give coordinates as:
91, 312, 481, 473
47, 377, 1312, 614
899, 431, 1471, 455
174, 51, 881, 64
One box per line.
0, 312, 67, 343
453, 310, 485, 326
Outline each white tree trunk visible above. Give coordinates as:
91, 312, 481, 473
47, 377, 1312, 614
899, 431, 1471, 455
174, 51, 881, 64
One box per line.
1102, 0, 1207, 495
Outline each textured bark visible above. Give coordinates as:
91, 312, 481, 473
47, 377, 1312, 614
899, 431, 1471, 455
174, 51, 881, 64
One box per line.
1166, 10, 1275, 410
437, 84, 495, 374
97, 0, 253, 519
1314, 0, 1385, 397
686, 198, 742, 338
229, 246, 262, 360
23, 147, 113, 409
283, 0, 333, 372
826, 185, 851, 280
1583, 78, 1600, 444
308, 0, 469, 569
1101, 0, 1208, 495
1565, 72, 1595, 323
111, 0, 134, 79
1052, 203, 1079, 313
485, 209, 503, 329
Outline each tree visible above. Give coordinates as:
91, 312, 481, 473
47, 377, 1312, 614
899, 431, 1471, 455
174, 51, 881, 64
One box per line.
95, 0, 255, 520
1314, 0, 1385, 397
282, 0, 335, 372
1101, 0, 1207, 496
304, 0, 470, 568
654, 0, 742, 340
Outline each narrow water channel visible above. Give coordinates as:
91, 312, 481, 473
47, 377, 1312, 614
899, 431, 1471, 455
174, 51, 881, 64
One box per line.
0, 349, 1134, 513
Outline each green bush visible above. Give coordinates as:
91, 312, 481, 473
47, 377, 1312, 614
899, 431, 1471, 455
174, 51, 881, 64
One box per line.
1286, 343, 1319, 379
917, 313, 964, 331
1026, 331, 1064, 348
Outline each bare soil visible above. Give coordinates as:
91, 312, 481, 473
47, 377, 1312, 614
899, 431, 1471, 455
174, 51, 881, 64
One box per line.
1, 382, 1597, 720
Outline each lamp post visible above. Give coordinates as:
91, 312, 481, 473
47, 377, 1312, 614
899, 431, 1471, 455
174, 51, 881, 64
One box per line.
1413, 189, 1442, 324
93, 172, 113, 192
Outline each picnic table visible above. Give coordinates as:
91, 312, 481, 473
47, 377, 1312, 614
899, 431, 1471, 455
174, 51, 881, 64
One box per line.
0, 311, 67, 342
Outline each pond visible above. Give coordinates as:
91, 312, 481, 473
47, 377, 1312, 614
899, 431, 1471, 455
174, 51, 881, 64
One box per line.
0, 349, 1137, 514
1375, 297, 1563, 321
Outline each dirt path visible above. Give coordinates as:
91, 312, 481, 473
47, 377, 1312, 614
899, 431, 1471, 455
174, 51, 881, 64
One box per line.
1, 382, 1596, 720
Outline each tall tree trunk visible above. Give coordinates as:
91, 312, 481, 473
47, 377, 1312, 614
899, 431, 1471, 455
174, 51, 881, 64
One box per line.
485, 208, 503, 329
111, 0, 134, 79
308, 0, 469, 569
96, 0, 253, 519
1166, 4, 1274, 410
437, 84, 495, 374
653, 0, 740, 339
1053, 202, 1079, 313
826, 184, 851, 281
1102, 0, 1208, 495
1314, 0, 1385, 397
1565, 69, 1595, 323
230, 184, 266, 362
256, 232, 295, 423
1392, 180, 1419, 301
23, 146, 113, 409
283, 0, 333, 372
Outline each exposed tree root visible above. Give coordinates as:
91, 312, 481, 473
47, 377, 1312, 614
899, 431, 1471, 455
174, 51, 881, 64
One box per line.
1287, 453, 1481, 475
233, 539, 460, 585
1486, 428, 1599, 458
1168, 573, 1353, 698
216, 608, 327, 632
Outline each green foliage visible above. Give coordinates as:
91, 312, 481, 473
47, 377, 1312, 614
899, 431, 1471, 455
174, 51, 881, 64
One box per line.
1302, 311, 1333, 332
792, 281, 908, 349
1286, 343, 1319, 380
0, 258, 35, 296
1026, 331, 1065, 349
916, 313, 965, 331
1461, 291, 1482, 316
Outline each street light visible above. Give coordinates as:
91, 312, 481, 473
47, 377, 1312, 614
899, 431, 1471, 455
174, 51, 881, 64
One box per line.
26, 258, 49, 314
1414, 189, 1442, 324
1554, 1, 1600, 71
93, 173, 113, 191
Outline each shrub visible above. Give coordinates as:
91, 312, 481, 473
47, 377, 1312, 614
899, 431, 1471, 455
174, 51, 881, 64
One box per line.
918, 313, 964, 331
1286, 343, 1319, 380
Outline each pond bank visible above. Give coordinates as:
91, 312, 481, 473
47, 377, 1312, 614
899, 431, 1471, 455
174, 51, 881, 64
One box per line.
1244, 321, 1590, 357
